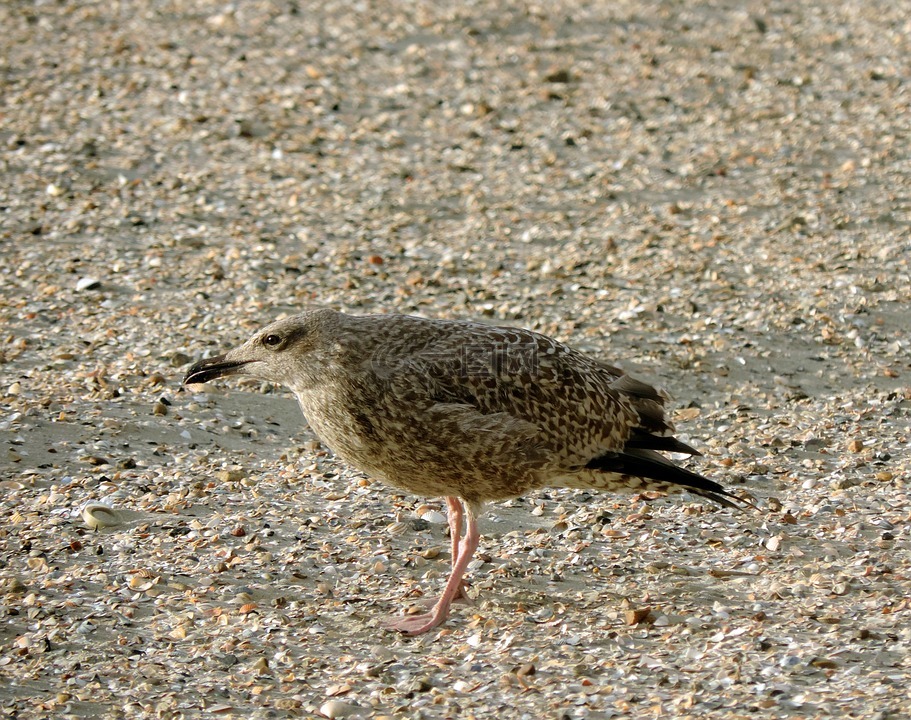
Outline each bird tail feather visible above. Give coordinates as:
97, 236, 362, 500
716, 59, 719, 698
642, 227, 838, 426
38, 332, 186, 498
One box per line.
585, 448, 749, 510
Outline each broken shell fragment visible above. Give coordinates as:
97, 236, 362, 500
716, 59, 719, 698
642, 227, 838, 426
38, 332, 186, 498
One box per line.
81, 503, 121, 530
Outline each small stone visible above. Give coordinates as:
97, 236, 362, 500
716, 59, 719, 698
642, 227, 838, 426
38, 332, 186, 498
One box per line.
544, 68, 573, 83
847, 439, 864, 452
170, 352, 193, 367
624, 607, 652, 625
235, 118, 261, 138
319, 700, 361, 719
5, 577, 27, 594
216, 469, 246, 483
152, 401, 168, 416
409, 677, 433, 692
219, 654, 239, 668
833, 477, 859, 490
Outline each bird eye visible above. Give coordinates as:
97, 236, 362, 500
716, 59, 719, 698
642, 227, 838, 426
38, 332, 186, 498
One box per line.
262, 333, 283, 348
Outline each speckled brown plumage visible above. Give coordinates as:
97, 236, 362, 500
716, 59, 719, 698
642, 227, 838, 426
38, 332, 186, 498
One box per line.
185, 308, 746, 634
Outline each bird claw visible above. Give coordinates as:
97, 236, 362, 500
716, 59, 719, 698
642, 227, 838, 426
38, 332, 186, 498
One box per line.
384, 611, 446, 636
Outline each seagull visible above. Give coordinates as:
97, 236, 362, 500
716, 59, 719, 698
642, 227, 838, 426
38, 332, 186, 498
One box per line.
184, 308, 748, 635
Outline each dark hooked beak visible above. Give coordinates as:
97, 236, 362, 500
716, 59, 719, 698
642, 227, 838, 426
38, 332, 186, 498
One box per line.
183, 354, 250, 385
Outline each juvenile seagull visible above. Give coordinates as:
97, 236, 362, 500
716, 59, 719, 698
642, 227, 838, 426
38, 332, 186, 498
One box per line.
184, 308, 746, 635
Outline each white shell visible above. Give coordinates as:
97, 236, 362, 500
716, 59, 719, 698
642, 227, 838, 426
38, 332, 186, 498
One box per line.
419, 510, 447, 524
81, 503, 121, 530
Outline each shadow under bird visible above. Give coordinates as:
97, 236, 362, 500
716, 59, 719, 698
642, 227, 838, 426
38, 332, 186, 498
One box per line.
184, 308, 749, 635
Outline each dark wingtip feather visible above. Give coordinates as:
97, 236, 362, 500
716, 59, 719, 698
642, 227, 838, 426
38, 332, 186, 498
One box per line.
586, 448, 753, 511
686, 487, 753, 511
609, 374, 666, 402
624, 433, 703, 456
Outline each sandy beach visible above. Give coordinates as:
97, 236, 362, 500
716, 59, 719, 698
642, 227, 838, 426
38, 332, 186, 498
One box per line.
1, 1, 909, 718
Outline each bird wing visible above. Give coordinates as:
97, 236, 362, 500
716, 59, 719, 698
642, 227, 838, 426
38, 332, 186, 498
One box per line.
363, 315, 697, 469
414, 344, 746, 508
367, 401, 547, 504
383, 322, 649, 470
422, 403, 545, 467
360, 315, 739, 507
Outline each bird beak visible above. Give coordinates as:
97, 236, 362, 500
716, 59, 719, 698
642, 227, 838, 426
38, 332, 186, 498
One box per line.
183, 354, 251, 385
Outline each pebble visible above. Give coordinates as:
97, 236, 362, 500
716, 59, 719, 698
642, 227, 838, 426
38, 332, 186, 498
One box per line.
409, 677, 433, 692
543, 67, 573, 83
624, 608, 652, 625
319, 700, 362, 719
215, 469, 246, 483
5, 577, 27, 594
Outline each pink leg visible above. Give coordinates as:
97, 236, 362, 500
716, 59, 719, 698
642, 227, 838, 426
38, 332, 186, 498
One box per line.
386, 498, 480, 635
447, 496, 463, 566
445, 497, 469, 601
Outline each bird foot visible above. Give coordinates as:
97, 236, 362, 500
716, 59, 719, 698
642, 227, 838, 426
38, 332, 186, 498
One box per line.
384, 611, 447, 636
385, 583, 469, 634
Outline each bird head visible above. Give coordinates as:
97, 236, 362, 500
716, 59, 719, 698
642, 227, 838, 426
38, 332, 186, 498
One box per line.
183, 309, 340, 392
